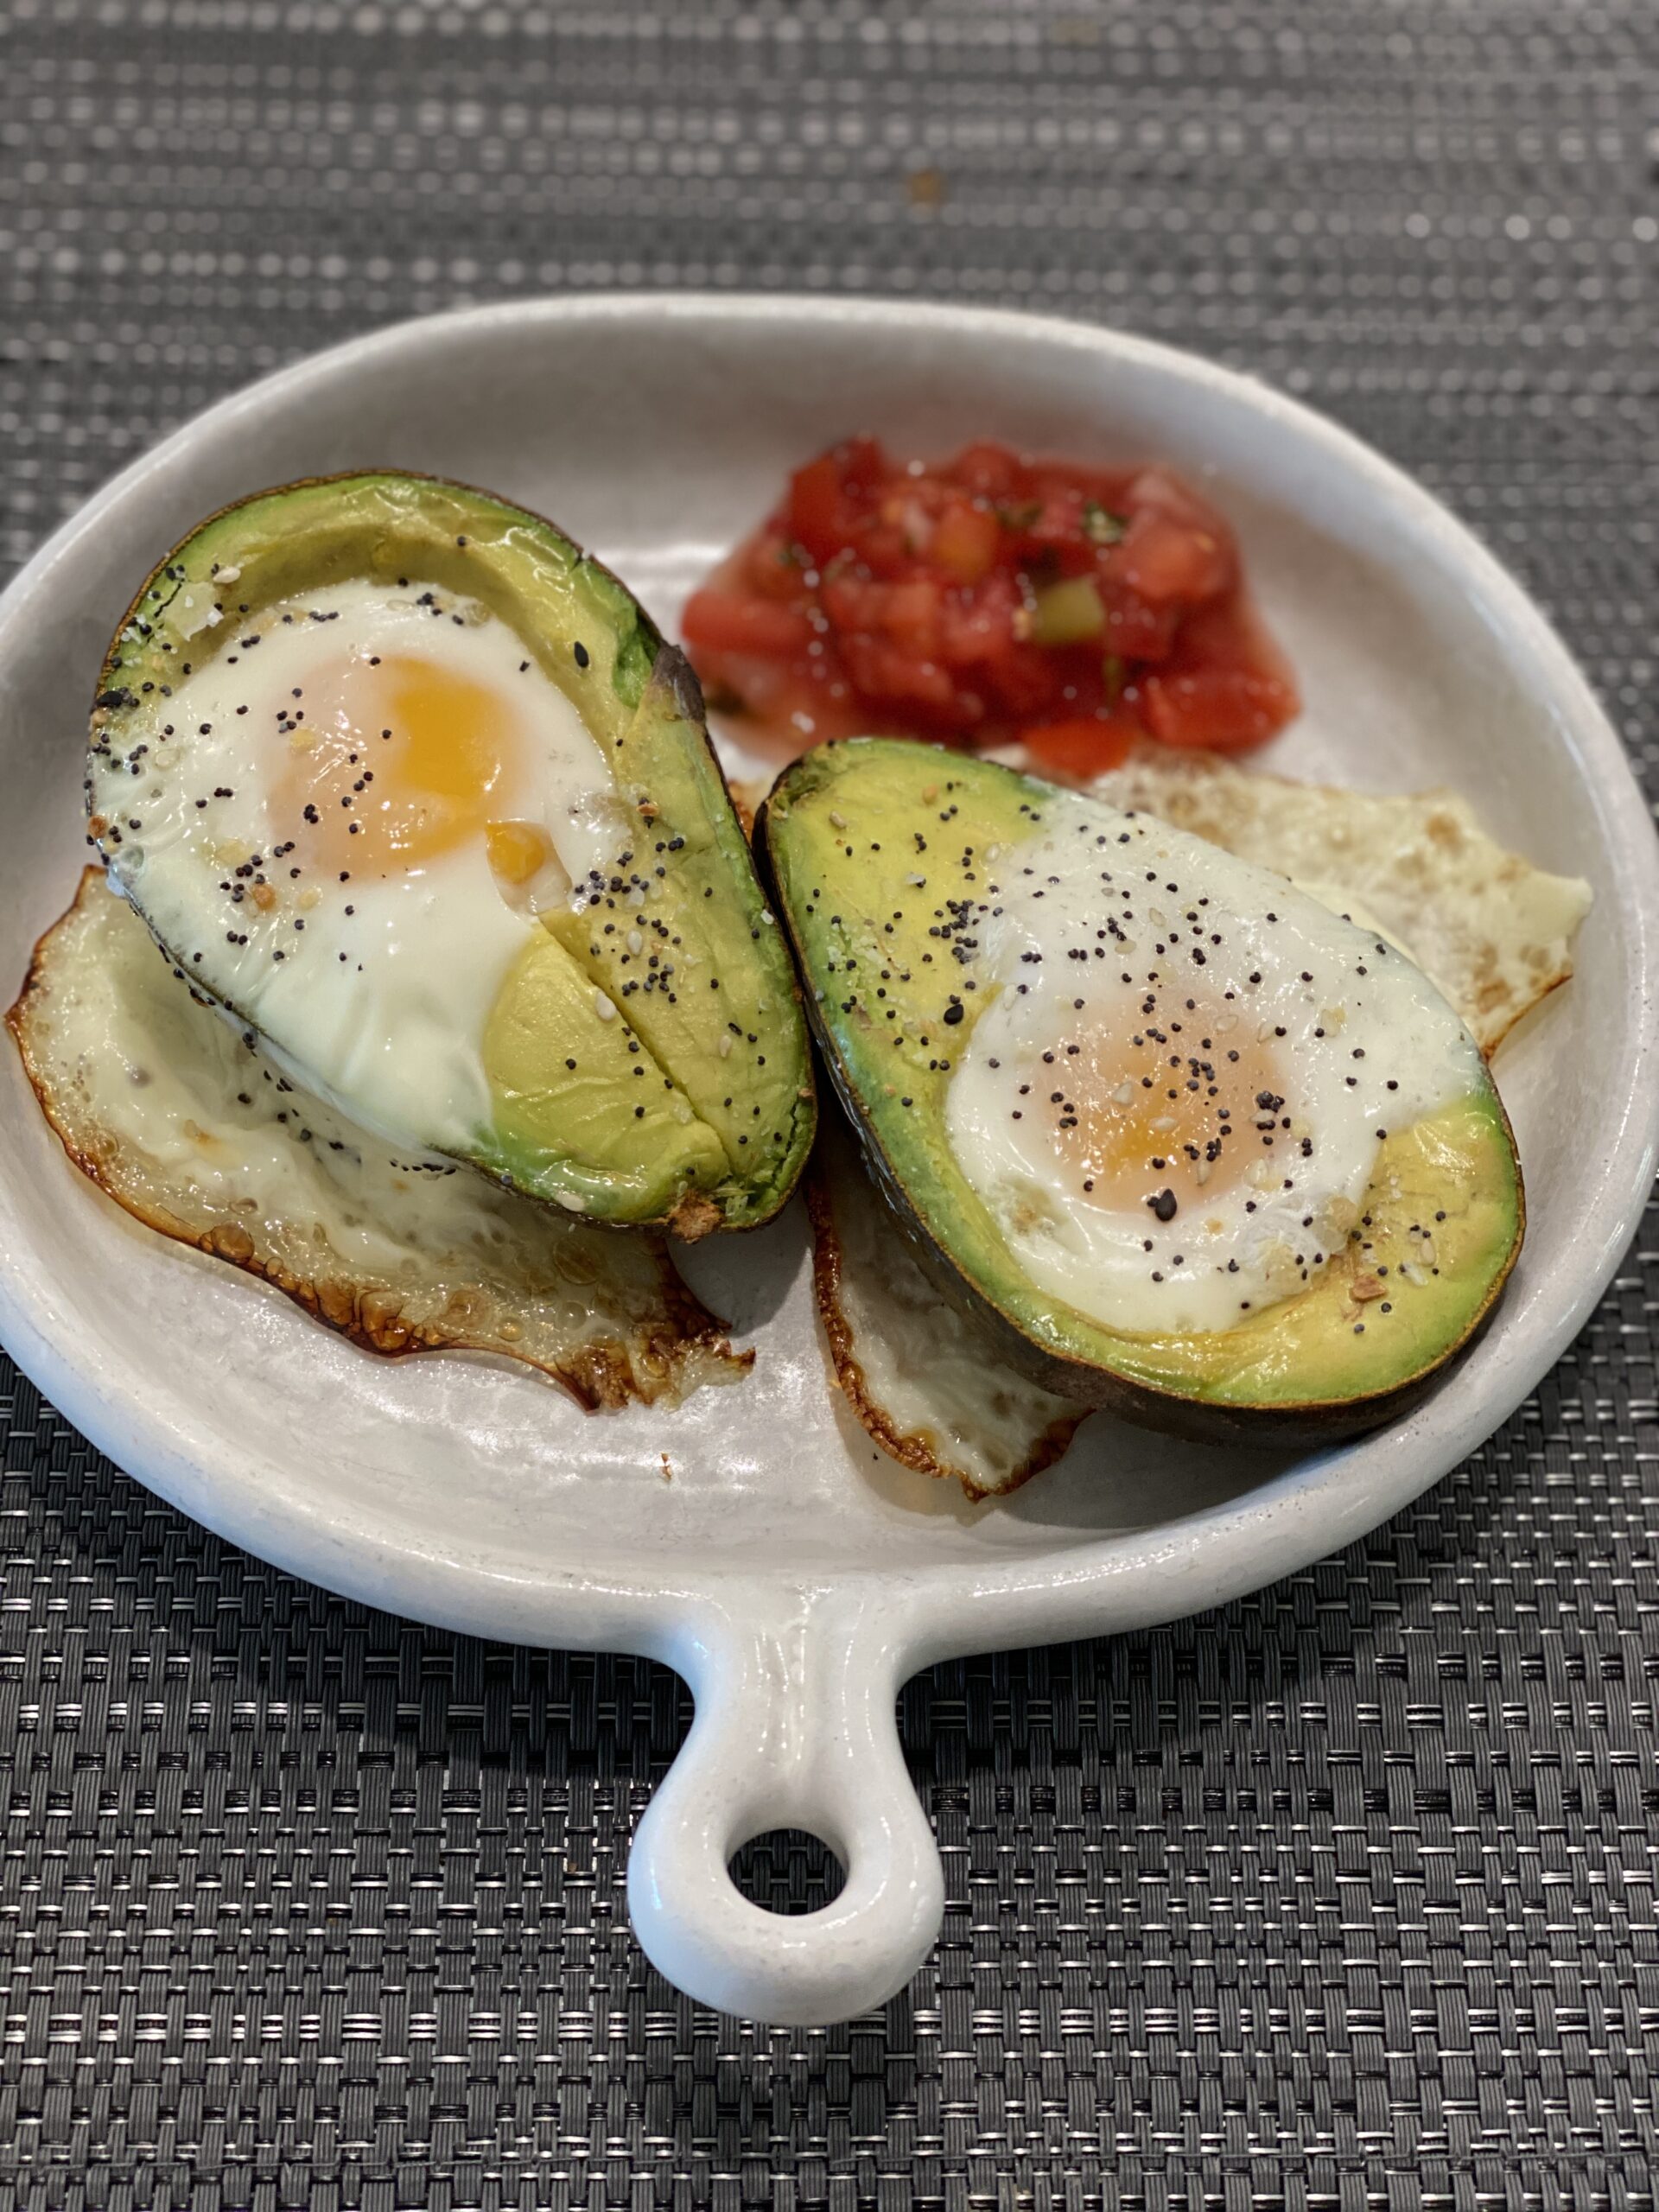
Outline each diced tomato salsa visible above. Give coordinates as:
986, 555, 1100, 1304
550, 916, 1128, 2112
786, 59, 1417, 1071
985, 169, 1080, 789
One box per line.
680, 437, 1299, 771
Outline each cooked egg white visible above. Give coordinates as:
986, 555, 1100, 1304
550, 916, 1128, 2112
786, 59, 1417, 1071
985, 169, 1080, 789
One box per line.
10, 872, 749, 1411
809, 1112, 1084, 1498
98, 578, 630, 1152
944, 794, 1484, 1336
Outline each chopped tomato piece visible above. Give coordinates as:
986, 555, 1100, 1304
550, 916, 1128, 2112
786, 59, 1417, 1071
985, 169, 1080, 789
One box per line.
1020, 716, 1140, 778
744, 528, 809, 601
931, 499, 1001, 583
982, 644, 1062, 720
680, 588, 813, 658
938, 570, 1021, 667
1138, 595, 1300, 750
882, 580, 944, 656
949, 442, 1022, 500
1098, 588, 1180, 663
1107, 507, 1235, 607
841, 632, 957, 711
786, 455, 851, 565
787, 438, 885, 565
1140, 664, 1294, 749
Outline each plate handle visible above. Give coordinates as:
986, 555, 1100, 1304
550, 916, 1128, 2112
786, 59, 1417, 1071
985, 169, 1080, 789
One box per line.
628, 1592, 942, 2024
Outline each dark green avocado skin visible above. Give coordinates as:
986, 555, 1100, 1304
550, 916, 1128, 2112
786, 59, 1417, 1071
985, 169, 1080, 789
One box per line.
88, 471, 816, 1236
756, 737, 1523, 1446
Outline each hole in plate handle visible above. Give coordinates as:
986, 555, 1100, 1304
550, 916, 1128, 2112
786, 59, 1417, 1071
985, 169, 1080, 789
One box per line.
728, 1827, 849, 1916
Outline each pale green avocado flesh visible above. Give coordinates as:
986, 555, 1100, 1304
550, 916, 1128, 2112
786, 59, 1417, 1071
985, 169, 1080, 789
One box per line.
90, 473, 815, 1233
759, 738, 1522, 1437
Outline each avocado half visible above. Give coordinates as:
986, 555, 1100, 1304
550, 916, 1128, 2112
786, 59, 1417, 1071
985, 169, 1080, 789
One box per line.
758, 739, 1523, 1444
86, 472, 815, 1236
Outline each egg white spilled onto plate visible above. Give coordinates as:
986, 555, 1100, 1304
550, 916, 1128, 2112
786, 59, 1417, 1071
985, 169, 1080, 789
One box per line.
9, 873, 751, 1412
807, 1113, 1084, 1500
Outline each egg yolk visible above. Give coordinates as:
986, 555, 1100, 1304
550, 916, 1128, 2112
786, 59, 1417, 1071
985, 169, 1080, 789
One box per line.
272, 652, 526, 878
485, 819, 556, 887
1048, 990, 1290, 1211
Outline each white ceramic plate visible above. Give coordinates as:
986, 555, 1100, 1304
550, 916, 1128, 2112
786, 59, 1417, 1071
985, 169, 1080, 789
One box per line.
2, 298, 1656, 2026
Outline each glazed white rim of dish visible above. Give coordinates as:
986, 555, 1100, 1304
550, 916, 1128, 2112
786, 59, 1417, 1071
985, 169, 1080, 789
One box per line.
1, 295, 1656, 2027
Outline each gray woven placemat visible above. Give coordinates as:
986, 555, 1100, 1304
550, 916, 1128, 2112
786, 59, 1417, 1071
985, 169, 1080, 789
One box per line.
3, 3, 1656, 2204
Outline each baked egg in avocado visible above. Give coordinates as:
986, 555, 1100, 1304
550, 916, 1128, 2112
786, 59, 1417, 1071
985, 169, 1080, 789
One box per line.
759, 738, 1522, 1443
86, 473, 814, 1236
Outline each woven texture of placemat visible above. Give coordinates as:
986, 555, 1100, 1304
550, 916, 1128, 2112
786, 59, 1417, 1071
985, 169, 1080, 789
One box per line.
3, 3, 1657, 2206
